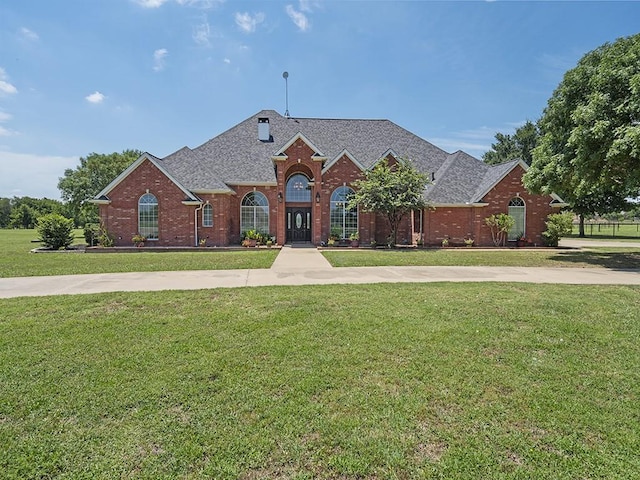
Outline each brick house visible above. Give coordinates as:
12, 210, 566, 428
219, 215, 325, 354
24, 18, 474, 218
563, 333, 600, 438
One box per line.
92, 110, 565, 247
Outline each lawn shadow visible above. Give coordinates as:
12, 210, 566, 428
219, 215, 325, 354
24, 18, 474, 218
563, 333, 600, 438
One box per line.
550, 250, 640, 270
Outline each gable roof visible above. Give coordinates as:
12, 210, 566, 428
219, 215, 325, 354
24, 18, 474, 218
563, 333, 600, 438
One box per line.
93, 152, 201, 202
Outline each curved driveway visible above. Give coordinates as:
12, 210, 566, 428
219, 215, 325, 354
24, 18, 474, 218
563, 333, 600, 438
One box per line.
1, 243, 639, 299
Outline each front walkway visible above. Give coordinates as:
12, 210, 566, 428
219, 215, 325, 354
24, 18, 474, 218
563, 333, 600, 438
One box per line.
1, 246, 639, 299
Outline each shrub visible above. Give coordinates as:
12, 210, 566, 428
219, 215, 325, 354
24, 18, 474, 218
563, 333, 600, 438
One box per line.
98, 223, 114, 247
84, 223, 100, 246
36, 213, 75, 250
542, 211, 574, 247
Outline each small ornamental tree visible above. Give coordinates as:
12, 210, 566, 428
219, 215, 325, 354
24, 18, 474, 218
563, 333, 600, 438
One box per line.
485, 213, 515, 247
350, 157, 430, 247
36, 213, 75, 250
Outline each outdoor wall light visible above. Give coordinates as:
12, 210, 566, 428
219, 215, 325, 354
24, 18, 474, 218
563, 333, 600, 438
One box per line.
278, 192, 283, 203
315, 192, 321, 203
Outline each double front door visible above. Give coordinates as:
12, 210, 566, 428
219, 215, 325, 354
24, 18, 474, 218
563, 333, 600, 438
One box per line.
286, 207, 312, 242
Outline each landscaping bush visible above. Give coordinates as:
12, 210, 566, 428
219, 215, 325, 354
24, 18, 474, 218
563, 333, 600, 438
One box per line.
83, 223, 100, 246
542, 211, 574, 247
36, 213, 75, 250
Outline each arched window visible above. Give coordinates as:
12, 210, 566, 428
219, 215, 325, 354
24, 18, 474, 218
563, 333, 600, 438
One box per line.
286, 174, 311, 202
138, 192, 158, 240
330, 186, 357, 239
241, 191, 269, 234
202, 203, 213, 227
508, 197, 526, 240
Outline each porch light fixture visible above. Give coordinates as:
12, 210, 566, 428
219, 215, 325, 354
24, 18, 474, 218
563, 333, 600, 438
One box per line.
278, 192, 283, 203
315, 192, 320, 203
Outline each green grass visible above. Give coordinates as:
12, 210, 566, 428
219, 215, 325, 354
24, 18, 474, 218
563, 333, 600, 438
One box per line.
1, 283, 639, 478
0, 229, 278, 278
323, 247, 640, 269
571, 223, 640, 238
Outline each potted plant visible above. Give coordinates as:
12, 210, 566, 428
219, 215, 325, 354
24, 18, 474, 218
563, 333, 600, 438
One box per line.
441, 236, 449, 248
132, 234, 146, 247
516, 233, 527, 247
244, 229, 258, 247
349, 231, 359, 247
464, 235, 474, 247
199, 238, 207, 247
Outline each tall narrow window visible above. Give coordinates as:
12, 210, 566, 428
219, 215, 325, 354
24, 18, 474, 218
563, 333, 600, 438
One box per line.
138, 193, 158, 240
330, 186, 358, 239
202, 204, 213, 227
286, 174, 311, 202
241, 191, 269, 234
508, 197, 526, 240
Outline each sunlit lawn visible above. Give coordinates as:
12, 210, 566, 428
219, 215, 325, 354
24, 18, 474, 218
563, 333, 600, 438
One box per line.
322, 246, 640, 269
0, 229, 278, 277
1, 283, 639, 479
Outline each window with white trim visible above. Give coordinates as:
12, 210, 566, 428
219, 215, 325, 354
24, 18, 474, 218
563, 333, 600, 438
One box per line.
203, 204, 213, 227
241, 191, 269, 234
286, 174, 311, 202
508, 197, 526, 240
138, 193, 158, 240
330, 186, 358, 238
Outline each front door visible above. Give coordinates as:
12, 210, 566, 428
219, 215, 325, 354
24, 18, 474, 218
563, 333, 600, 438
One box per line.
286, 207, 312, 242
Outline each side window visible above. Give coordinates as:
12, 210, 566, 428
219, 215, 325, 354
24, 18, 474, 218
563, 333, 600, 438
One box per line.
138, 193, 158, 240
203, 204, 213, 227
508, 197, 525, 240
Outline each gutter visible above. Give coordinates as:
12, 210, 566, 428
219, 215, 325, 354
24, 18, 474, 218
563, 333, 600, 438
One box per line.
194, 202, 205, 246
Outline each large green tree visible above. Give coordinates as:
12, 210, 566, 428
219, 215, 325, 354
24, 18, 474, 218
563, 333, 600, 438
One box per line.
483, 120, 539, 166
524, 33, 640, 235
58, 149, 142, 225
349, 157, 430, 246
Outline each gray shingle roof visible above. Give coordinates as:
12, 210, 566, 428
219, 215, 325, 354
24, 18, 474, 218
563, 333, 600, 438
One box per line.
158, 109, 520, 204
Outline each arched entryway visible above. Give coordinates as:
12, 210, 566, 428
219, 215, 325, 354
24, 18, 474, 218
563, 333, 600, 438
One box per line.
285, 172, 312, 243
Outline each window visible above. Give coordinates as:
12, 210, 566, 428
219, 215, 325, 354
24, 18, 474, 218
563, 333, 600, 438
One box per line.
241, 191, 269, 234
138, 193, 158, 240
202, 204, 213, 227
286, 174, 311, 202
330, 186, 358, 238
508, 197, 526, 240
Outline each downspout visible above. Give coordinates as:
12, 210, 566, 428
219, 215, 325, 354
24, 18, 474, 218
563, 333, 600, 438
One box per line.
194, 202, 204, 246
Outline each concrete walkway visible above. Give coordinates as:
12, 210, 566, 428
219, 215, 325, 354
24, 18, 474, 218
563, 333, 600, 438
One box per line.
1, 245, 639, 299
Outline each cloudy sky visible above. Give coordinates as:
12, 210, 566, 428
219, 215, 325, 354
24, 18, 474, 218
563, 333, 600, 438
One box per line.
1, 0, 639, 199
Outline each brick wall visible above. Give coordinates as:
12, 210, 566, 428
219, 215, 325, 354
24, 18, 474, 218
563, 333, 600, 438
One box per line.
99, 159, 196, 246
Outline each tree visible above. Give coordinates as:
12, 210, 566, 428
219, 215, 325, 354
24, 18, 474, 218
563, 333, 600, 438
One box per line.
483, 121, 539, 166
0, 198, 11, 228
36, 213, 75, 250
524, 33, 640, 235
484, 213, 515, 247
58, 149, 142, 225
349, 157, 430, 247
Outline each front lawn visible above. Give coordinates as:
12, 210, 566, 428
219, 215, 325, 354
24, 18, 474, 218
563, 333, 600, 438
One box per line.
322, 247, 640, 269
0, 229, 278, 278
1, 283, 639, 478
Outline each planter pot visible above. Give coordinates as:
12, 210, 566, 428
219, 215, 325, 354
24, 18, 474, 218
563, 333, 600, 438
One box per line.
248, 239, 257, 247
351, 240, 359, 248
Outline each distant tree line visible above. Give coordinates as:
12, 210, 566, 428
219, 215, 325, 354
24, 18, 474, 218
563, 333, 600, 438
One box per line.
0, 196, 70, 229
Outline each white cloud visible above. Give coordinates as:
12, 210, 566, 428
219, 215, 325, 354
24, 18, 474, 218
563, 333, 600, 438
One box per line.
153, 48, 168, 71
285, 5, 310, 32
223, 58, 231, 64
177, 0, 224, 7
0, 126, 17, 137
0, 111, 11, 123
20, 27, 39, 41
0, 150, 79, 199
193, 20, 211, 46
0, 67, 18, 95
85, 91, 105, 104
299, 0, 321, 12
235, 12, 265, 33
133, 0, 170, 7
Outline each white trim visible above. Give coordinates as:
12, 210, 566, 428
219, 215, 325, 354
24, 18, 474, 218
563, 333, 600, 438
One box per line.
229, 182, 278, 187
322, 149, 367, 174
91, 199, 111, 205
274, 132, 325, 158
191, 189, 236, 195
429, 203, 489, 208
92, 152, 200, 202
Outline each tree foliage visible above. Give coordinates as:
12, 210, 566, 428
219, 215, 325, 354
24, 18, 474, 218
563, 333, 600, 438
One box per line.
541, 211, 574, 247
524, 33, 640, 233
58, 150, 142, 225
350, 157, 430, 246
484, 213, 515, 247
483, 121, 539, 166
36, 213, 75, 250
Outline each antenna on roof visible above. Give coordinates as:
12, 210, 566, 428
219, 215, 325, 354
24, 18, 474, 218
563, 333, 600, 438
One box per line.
282, 71, 290, 118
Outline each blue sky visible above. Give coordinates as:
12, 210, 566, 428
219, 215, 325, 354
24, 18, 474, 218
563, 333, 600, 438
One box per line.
1, 0, 639, 199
